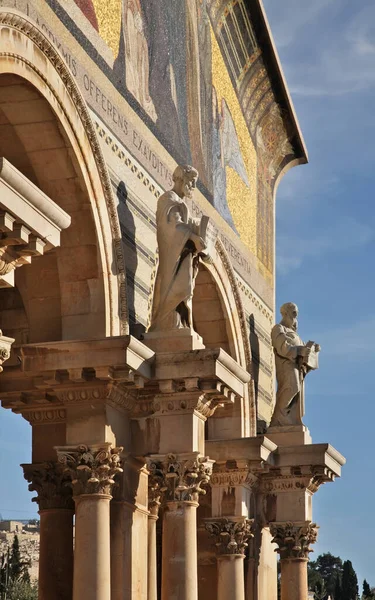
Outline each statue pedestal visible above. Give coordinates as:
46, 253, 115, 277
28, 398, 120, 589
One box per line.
266, 425, 312, 447
144, 328, 205, 353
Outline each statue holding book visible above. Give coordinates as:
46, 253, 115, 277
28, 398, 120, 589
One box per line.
149, 164, 215, 333
270, 302, 320, 427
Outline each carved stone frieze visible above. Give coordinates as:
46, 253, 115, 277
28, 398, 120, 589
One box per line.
0, 331, 14, 372
270, 521, 319, 560
22, 409, 66, 424
205, 518, 254, 556
153, 391, 226, 419
210, 468, 258, 488
148, 453, 213, 504
22, 462, 74, 511
54, 386, 108, 404
56, 444, 123, 497
260, 465, 336, 495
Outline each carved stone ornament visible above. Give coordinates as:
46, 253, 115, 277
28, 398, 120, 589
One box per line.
148, 453, 213, 504
270, 521, 319, 560
0, 331, 14, 372
56, 444, 123, 497
205, 518, 254, 556
22, 462, 74, 511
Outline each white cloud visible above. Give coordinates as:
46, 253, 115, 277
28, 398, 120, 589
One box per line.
316, 317, 375, 359
277, 217, 374, 275
264, 1, 375, 97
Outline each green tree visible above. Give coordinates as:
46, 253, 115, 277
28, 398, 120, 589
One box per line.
362, 580, 375, 600
9, 535, 22, 581
6, 580, 37, 600
309, 553, 344, 599
363, 580, 371, 598
335, 574, 342, 600
341, 560, 358, 600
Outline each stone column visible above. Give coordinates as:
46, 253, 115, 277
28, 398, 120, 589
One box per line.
149, 453, 213, 600
205, 518, 253, 600
56, 444, 123, 600
147, 474, 162, 600
22, 462, 74, 600
270, 521, 319, 600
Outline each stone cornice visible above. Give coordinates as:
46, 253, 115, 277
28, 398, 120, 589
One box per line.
205, 517, 254, 556
22, 462, 74, 511
260, 464, 340, 495
56, 444, 123, 497
270, 521, 318, 560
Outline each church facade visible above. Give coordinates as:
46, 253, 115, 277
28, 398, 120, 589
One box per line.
0, 1, 344, 599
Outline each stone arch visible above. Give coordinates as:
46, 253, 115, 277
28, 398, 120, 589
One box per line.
194, 239, 256, 438
0, 8, 128, 338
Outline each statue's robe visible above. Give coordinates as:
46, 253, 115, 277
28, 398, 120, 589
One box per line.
149, 191, 198, 331
270, 324, 304, 426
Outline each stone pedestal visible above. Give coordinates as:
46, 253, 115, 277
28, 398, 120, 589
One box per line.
56, 444, 123, 600
144, 328, 205, 353
22, 463, 74, 600
266, 425, 312, 446
270, 521, 318, 600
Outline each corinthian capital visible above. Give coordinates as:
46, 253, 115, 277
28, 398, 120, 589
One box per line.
0, 331, 14, 372
205, 518, 254, 556
22, 462, 74, 511
148, 452, 213, 504
270, 521, 319, 560
56, 444, 123, 496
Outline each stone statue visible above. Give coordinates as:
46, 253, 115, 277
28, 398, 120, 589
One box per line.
149, 165, 211, 332
270, 302, 320, 427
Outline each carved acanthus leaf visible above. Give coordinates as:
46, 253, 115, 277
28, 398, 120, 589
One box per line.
148, 453, 212, 504
22, 462, 74, 510
205, 518, 254, 555
56, 444, 123, 496
270, 521, 319, 560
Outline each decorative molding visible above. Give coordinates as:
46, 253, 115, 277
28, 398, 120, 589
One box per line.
54, 386, 108, 404
210, 468, 258, 488
260, 466, 336, 495
22, 462, 74, 511
148, 453, 213, 505
215, 239, 257, 436
0, 9, 128, 334
22, 409, 66, 424
56, 444, 123, 496
270, 521, 319, 560
0, 332, 13, 372
205, 518, 254, 556
153, 391, 225, 419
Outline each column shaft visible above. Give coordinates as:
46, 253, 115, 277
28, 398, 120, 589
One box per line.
148, 515, 158, 600
280, 558, 308, 600
218, 555, 245, 600
73, 494, 112, 600
110, 500, 132, 600
38, 508, 74, 600
162, 502, 198, 600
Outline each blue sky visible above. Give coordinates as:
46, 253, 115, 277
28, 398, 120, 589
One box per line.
263, 0, 375, 588
0, 0, 374, 590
